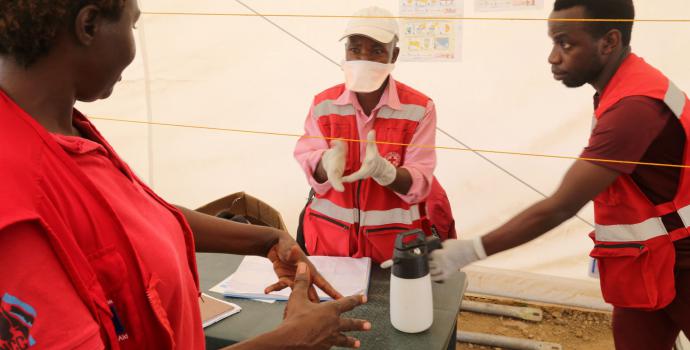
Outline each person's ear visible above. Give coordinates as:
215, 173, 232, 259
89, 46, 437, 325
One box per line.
73, 5, 103, 46
599, 29, 622, 56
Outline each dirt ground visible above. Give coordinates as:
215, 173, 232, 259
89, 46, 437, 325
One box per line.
455, 295, 614, 350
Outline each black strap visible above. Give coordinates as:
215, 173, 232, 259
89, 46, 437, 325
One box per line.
295, 189, 315, 255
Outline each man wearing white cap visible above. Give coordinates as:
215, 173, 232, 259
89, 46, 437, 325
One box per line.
294, 7, 454, 266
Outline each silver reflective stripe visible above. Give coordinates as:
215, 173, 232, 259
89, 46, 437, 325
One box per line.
595, 217, 667, 242
313, 100, 355, 119
310, 198, 357, 224
677, 204, 690, 229
360, 205, 421, 226
664, 81, 687, 119
310, 198, 421, 226
377, 104, 426, 122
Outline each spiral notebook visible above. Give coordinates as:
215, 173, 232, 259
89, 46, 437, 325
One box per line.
210, 256, 372, 301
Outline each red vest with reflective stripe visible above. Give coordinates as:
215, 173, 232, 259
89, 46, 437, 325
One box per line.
0, 91, 199, 349
589, 53, 690, 310
303, 81, 437, 263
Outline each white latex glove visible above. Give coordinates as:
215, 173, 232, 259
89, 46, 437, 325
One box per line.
428, 237, 488, 282
321, 140, 347, 192
342, 130, 397, 186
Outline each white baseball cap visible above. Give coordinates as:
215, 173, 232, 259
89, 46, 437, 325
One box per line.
340, 6, 399, 44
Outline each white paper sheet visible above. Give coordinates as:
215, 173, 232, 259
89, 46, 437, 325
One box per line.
209, 274, 276, 303
399, 0, 464, 62
210, 256, 372, 301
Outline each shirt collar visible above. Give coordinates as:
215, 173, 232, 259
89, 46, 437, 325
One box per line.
333, 76, 403, 111
50, 111, 106, 155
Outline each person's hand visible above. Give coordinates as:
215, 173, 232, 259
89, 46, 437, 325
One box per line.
428, 237, 487, 282
279, 262, 371, 349
342, 130, 396, 186
321, 140, 348, 192
264, 230, 343, 302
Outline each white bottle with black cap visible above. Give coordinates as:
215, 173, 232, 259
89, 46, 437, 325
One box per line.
389, 229, 442, 333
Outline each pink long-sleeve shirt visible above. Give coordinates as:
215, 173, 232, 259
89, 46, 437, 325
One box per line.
294, 77, 437, 204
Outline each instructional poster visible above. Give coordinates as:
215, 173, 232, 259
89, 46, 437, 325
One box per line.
474, 0, 544, 12
399, 0, 464, 62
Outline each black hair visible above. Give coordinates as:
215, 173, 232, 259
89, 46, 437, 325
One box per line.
554, 0, 635, 46
0, 0, 126, 67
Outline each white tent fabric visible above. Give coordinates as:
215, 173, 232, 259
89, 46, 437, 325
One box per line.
77, 0, 690, 303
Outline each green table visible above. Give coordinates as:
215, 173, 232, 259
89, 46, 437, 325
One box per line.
198, 253, 467, 350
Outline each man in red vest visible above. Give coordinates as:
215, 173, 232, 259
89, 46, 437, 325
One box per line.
429, 0, 690, 349
295, 6, 456, 265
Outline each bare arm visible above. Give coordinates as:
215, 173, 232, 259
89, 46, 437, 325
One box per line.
178, 206, 342, 300
386, 167, 413, 195
220, 329, 285, 350
313, 159, 328, 184
482, 160, 620, 256
178, 206, 279, 257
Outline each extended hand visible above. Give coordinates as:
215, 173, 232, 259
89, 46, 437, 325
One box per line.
428, 237, 487, 282
280, 263, 371, 349
264, 231, 343, 302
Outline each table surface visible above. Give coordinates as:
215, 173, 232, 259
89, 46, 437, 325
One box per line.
198, 253, 467, 350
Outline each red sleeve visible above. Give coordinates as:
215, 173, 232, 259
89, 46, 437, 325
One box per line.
0, 221, 105, 349
581, 96, 670, 174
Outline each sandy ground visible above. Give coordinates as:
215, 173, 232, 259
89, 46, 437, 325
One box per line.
455, 295, 614, 350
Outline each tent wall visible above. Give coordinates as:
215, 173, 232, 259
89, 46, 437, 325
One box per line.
78, 0, 690, 282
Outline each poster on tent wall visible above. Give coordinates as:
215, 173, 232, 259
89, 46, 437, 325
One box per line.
399, 0, 464, 62
474, 0, 543, 12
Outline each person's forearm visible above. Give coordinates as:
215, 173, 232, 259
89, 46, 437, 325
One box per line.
481, 197, 576, 256
481, 160, 619, 256
178, 206, 280, 256
221, 328, 289, 350
386, 167, 412, 195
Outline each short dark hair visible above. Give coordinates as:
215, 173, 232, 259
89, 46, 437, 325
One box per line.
0, 0, 126, 67
554, 0, 635, 46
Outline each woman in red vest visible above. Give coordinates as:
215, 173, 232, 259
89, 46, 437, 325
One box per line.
430, 1, 690, 349
0, 1, 369, 349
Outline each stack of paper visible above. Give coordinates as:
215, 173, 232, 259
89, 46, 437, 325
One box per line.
210, 256, 372, 301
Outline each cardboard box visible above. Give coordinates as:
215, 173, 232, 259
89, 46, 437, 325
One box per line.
195, 192, 287, 231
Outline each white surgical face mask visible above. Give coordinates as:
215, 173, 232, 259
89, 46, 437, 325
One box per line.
341, 60, 395, 93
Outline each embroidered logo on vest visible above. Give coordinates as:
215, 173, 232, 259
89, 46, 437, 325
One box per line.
384, 152, 402, 167
0, 293, 37, 350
